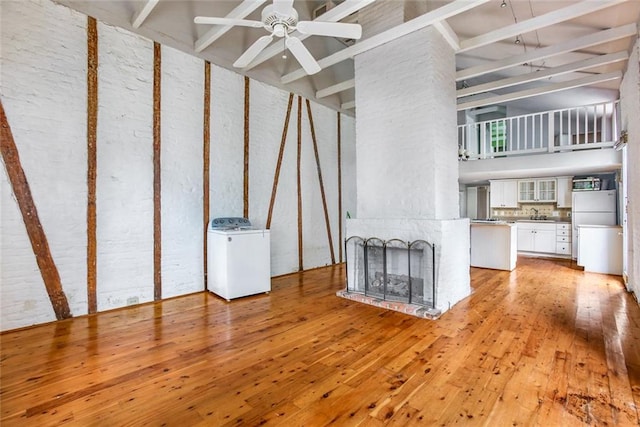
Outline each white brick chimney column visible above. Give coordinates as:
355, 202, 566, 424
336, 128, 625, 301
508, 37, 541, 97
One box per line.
354, 24, 458, 219
347, 3, 470, 314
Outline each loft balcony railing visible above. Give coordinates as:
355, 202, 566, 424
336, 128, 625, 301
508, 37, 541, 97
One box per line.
457, 100, 619, 160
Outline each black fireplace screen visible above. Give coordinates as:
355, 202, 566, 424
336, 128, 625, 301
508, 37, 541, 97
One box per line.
345, 236, 436, 309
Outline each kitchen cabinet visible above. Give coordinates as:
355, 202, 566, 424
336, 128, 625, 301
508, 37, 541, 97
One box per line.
517, 179, 556, 203
517, 222, 557, 253
556, 177, 573, 208
489, 180, 518, 208
556, 223, 572, 256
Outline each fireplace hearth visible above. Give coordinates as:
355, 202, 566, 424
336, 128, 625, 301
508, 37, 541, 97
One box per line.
340, 236, 438, 317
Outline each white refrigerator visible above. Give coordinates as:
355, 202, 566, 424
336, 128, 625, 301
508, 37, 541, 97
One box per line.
572, 190, 617, 259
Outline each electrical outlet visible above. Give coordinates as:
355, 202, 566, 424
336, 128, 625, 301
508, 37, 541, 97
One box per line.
552, 211, 559, 217
126, 296, 139, 306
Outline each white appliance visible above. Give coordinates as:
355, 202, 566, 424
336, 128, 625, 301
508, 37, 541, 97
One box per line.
571, 190, 617, 259
207, 217, 271, 301
577, 225, 623, 274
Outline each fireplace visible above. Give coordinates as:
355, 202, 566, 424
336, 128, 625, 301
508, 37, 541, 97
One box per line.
345, 236, 435, 309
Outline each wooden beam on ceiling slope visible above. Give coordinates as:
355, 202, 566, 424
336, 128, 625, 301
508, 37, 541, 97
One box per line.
244, 0, 376, 70
456, 71, 622, 110
132, 0, 159, 29
195, 0, 268, 53
458, 0, 629, 53
433, 21, 460, 51
281, 0, 491, 84
341, 100, 356, 110
457, 50, 629, 98
316, 78, 355, 99
456, 23, 637, 81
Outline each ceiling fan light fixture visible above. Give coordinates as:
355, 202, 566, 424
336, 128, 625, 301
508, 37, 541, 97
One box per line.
195, 0, 361, 76
500, 0, 507, 8
515, 36, 521, 44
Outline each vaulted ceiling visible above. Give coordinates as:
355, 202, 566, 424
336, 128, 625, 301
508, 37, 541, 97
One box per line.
53, 0, 640, 117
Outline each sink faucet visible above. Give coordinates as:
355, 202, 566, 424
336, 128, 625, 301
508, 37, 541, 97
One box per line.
531, 207, 539, 216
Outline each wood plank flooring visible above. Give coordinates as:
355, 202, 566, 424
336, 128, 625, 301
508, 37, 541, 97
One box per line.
2, 257, 640, 426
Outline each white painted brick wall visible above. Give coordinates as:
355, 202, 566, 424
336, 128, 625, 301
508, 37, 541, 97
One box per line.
96, 22, 154, 311
358, 1, 405, 39
301, 101, 339, 269
355, 25, 459, 220
350, 5, 468, 313
210, 65, 244, 220
161, 45, 204, 298
1, 0, 87, 330
620, 37, 640, 298
0, 0, 356, 330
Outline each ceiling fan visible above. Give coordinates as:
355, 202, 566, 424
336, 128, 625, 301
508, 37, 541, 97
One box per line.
194, 0, 362, 75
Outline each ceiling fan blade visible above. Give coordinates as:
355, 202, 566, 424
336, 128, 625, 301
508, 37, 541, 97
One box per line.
296, 21, 362, 39
272, 0, 294, 16
234, 35, 274, 68
194, 16, 264, 28
285, 37, 321, 75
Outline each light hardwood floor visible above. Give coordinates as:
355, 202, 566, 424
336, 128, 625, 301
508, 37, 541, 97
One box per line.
2, 257, 639, 426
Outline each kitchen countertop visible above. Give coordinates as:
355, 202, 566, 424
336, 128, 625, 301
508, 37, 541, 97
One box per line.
470, 220, 515, 226
516, 219, 571, 224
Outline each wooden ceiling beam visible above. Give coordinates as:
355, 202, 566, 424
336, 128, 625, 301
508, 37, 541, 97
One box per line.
341, 100, 356, 110
457, 50, 629, 98
433, 21, 460, 51
281, 0, 491, 84
456, 71, 622, 110
132, 0, 160, 29
456, 23, 637, 81
195, 0, 268, 53
316, 79, 355, 99
458, 0, 629, 53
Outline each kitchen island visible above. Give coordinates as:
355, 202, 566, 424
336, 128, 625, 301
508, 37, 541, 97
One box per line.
470, 221, 517, 271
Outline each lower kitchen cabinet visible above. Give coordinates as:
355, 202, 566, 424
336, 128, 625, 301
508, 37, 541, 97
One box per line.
517, 222, 557, 253
556, 223, 572, 256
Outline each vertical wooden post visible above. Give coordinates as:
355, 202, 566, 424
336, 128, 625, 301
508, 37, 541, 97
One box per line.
337, 112, 343, 263
243, 76, 250, 218
266, 93, 294, 229
305, 99, 335, 264
203, 61, 211, 289
0, 101, 72, 320
297, 96, 303, 271
87, 16, 98, 313
153, 42, 162, 301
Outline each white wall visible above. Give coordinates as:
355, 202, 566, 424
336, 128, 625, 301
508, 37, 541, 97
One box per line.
161, 46, 205, 298
96, 23, 154, 310
0, 0, 354, 331
1, 0, 87, 326
619, 37, 640, 299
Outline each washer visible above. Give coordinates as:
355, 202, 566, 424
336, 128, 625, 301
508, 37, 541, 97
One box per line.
206, 217, 270, 301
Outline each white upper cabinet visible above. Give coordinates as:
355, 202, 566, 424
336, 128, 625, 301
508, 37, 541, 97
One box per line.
556, 176, 573, 208
490, 180, 518, 208
517, 179, 557, 203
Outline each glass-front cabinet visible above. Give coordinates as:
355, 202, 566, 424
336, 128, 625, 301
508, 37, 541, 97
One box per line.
517, 179, 556, 202
537, 179, 556, 202
518, 181, 536, 202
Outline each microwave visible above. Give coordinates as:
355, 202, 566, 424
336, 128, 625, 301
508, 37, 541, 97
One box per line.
572, 177, 600, 191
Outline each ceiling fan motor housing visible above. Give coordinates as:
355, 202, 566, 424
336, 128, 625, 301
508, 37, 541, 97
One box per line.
262, 5, 298, 36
